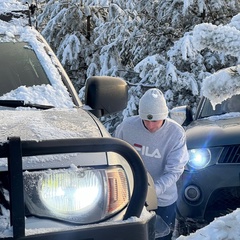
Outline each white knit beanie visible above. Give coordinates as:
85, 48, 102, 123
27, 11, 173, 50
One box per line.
139, 88, 168, 121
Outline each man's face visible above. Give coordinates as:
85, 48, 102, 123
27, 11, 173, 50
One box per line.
143, 120, 164, 133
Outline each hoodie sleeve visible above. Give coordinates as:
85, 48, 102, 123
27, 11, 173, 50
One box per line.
155, 132, 189, 196
113, 123, 124, 139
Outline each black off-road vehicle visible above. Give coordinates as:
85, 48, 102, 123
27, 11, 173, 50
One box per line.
171, 93, 240, 235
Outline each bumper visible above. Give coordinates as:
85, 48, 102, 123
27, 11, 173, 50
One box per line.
2, 213, 156, 240
177, 164, 240, 222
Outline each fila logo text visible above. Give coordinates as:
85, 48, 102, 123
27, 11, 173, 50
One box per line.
134, 143, 161, 159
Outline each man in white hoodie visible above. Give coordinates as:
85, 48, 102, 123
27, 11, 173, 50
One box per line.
114, 88, 189, 240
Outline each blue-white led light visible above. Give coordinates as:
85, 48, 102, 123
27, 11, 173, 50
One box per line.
188, 148, 211, 169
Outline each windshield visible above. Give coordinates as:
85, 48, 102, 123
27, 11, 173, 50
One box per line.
0, 39, 77, 108
0, 42, 50, 96
200, 94, 240, 118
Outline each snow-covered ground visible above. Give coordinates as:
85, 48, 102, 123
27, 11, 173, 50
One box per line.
176, 208, 240, 240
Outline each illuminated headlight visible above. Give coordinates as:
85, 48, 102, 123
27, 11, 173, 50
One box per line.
24, 167, 129, 224
187, 148, 211, 170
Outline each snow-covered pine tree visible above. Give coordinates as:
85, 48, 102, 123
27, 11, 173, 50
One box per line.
192, 15, 240, 105
36, 0, 240, 133
37, 0, 109, 90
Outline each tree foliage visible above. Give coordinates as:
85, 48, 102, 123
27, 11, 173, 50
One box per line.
36, 0, 240, 133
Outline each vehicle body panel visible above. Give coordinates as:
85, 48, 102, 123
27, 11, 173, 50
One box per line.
186, 116, 240, 148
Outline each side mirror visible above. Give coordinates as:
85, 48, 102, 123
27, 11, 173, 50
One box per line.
169, 105, 193, 126
85, 76, 128, 117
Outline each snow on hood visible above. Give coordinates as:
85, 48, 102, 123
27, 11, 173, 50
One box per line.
0, 108, 100, 142
206, 112, 240, 121
0, 108, 109, 170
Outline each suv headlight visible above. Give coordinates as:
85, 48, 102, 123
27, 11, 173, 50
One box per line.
24, 166, 129, 224
186, 147, 224, 170
188, 148, 211, 169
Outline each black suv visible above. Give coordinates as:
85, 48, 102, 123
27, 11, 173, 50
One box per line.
170, 94, 240, 235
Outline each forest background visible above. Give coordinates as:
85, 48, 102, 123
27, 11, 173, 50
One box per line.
34, 0, 240, 133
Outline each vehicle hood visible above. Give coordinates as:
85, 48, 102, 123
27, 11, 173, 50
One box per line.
0, 108, 110, 170
186, 114, 240, 149
0, 108, 106, 141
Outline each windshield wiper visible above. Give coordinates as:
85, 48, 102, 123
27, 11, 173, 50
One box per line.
0, 100, 54, 110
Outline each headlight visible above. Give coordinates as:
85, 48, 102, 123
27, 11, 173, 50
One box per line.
24, 166, 130, 224
187, 148, 211, 170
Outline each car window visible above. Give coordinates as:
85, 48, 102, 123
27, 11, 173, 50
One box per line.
0, 42, 50, 96
201, 94, 240, 118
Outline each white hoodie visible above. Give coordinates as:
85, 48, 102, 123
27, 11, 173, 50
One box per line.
114, 116, 189, 207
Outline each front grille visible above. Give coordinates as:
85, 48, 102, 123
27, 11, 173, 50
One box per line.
218, 145, 240, 163
204, 187, 240, 222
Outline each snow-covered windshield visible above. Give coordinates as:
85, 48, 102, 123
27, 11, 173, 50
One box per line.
0, 42, 50, 95
200, 94, 240, 118
0, 25, 79, 108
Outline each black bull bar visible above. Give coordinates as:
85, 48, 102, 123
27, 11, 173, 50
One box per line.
0, 137, 155, 240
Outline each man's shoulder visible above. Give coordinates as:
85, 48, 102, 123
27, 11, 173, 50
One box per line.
114, 115, 141, 138
165, 118, 185, 133
121, 115, 141, 126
